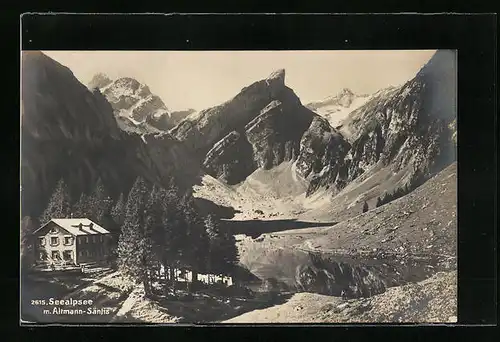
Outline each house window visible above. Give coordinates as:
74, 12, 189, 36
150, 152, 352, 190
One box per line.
79, 251, 83, 257
93, 236, 97, 243
38, 237, 45, 246
39, 251, 47, 261
100, 236, 103, 242
63, 250, 73, 261
51, 251, 61, 260
86, 250, 90, 257
85, 236, 89, 244
50, 237, 59, 246
64, 236, 73, 245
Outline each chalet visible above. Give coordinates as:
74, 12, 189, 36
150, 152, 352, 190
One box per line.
32, 218, 112, 267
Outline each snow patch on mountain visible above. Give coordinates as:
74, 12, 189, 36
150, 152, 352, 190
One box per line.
306, 88, 371, 128
89, 74, 195, 132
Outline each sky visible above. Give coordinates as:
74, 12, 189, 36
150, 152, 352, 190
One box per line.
42, 50, 437, 112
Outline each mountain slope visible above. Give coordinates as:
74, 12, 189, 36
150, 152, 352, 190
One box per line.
21, 51, 201, 218
299, 161, 457, 258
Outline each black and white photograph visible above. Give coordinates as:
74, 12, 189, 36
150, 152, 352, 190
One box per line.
20, 49, 457, 324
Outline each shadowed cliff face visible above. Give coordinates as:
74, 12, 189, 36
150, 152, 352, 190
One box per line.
295, 116, 352, 194
21, 51, 201, 217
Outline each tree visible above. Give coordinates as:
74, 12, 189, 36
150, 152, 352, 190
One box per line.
205, 214, 221, 277
21, 216, 38, 272
219, 226, 239, 277
72, 192, 90, 218
376, 197, 382, 208
362, 201, 369, 213
117, 177, 150, 280
86, 178, 112, 224
141, 185, 167, 297
111, 193, 125, 228
156, 182, 186, 295
39, 178, 71, 224
180, 193, 209, 292
205, 214, 239, 281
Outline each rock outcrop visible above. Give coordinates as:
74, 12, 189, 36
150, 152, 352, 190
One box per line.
295, 116, 352, 193
202, 131, 256, 184
245, 99, 313, 170
147, 108, 197, 131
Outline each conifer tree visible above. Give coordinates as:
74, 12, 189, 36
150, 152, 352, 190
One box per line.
39, 178, 71, 224
117, 176, 150, 280
72, 193, 90, 218
86, 178, 112, 224
180, 193, 209, 291
111, 193, 125, 228
362, 201, 369, 213
205, 214, 221, 279
156, 181, 185, 294
159, 214, 177, 293
141, 185, 165, 296
219, 226, 239, 277
205, 214, 238, 280
376, 197, 382, 208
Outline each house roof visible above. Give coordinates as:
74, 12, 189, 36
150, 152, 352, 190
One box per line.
33, 218, 111, 236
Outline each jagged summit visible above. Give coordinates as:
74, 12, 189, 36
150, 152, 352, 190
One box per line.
339, 88, 354, 96
89, 74, 194, 132
266, 69, 286, 83
88, 72, 112, 90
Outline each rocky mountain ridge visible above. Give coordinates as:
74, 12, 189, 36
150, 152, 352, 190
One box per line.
88, 73, 195, 133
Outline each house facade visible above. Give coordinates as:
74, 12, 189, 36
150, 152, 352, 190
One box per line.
32, 218, 112, 267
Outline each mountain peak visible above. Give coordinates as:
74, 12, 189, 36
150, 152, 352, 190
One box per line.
88, 72, 112, 89
339, 88, 354, 96
266, 69, 285, 83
